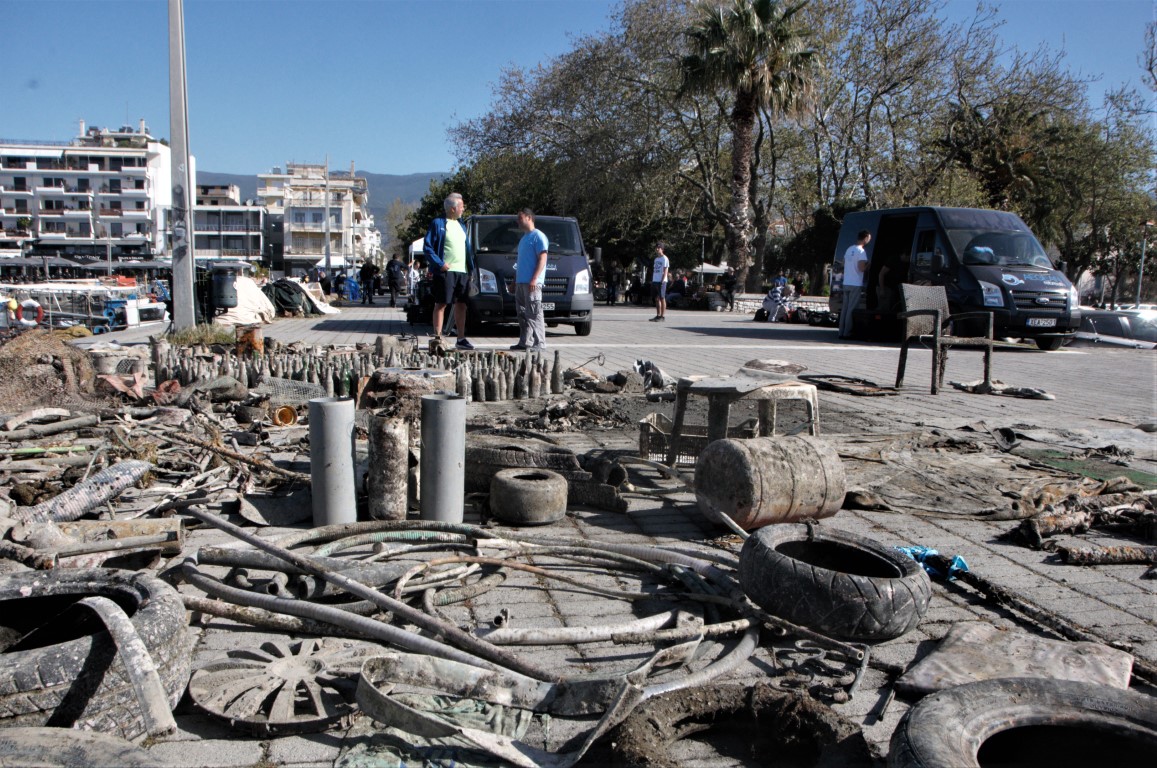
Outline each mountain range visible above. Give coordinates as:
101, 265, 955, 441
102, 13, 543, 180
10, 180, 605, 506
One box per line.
196, 170, 445, 230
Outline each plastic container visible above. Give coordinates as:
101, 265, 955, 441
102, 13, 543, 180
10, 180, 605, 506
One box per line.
694, 436, 846, 530
638, 412, 757, 466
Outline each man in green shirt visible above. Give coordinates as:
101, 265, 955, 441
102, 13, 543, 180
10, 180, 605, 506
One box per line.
422, 192, 475, 350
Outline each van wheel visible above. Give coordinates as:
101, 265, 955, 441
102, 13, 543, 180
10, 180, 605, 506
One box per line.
574, 320, 592, 336
1035, 336, 1064, 351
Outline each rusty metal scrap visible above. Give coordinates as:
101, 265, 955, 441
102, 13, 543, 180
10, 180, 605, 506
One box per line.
1053, 543, 1157, 566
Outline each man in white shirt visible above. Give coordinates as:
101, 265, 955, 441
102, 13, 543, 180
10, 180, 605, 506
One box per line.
649, 243, 670, 322
840, 229, 871, 339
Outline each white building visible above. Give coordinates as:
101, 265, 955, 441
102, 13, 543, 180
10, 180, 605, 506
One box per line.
193, 184, 264, 265
258, 162, 379, 275
0, 120, 180, 263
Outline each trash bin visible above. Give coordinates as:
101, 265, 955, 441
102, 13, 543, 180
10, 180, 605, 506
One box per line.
211, 267, 238, 310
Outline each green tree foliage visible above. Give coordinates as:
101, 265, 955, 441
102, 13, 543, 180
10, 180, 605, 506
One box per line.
446, 0, 1155, 298
680, 0, 818, 289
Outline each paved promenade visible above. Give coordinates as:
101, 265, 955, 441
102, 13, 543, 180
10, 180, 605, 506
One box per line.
85, 299, 1156, 767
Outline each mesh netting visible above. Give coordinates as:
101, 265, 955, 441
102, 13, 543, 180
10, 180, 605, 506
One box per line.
0, 329, 117, 413
251, 375, 327, 407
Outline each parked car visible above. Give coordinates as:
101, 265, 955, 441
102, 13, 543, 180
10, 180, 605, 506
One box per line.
1067, 309, 1157, 349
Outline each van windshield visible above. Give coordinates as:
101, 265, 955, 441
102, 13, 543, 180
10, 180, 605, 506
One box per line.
474, 218, 583, 256
949, 230, 1053, 269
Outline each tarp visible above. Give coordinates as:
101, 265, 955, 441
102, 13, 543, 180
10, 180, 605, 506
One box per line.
314, 255, 355, 269
212, 275, 276, 327
693, 263, 729, 275
409, 238, 424, 261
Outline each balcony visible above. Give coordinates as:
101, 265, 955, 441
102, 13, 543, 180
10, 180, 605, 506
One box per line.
120, 186, 149, 196
35, 186, 67, 196
97, 208, 129, 217
118, 165, 147, 176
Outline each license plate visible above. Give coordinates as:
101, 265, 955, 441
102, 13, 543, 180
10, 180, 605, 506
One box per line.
1027, 317, 1057, 328
542, 302, 555, 311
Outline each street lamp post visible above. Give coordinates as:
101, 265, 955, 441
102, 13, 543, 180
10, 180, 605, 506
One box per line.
1137, 220, 1153, 308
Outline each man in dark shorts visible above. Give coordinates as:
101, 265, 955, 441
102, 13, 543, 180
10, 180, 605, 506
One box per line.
422, 192, 475, 349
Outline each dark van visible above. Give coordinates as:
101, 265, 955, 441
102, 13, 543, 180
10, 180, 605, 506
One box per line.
829, 207, 1079, 350
466, 214, 595, 336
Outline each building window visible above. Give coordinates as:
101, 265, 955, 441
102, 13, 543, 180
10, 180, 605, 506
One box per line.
15, 200, 27, 213
77, 178, 90, 192
13, 177, 27, 191
109, 179, 121, 193
136, 201, 145, 210
43, 177, 64, 188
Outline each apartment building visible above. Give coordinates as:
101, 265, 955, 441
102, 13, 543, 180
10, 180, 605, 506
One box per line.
0, 120, 177, 262
193, 184, 264, 265
257, 162, 380, 275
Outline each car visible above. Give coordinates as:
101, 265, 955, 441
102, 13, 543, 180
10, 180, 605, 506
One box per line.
1067, 309, 1157, 349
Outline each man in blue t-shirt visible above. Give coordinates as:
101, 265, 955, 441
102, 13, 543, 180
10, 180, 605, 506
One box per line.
512, 208, 549, 351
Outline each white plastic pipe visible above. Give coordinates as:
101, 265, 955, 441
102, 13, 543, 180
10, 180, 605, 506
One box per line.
419, 393, 465, 523
309, 397, 357, 526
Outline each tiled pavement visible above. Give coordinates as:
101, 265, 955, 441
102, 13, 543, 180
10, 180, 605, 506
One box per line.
83, 299, 1156, 766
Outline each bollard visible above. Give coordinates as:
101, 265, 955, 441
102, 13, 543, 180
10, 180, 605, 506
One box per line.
367, 412, 409, 521
419, 393, 465, 523
308, 397, 357, 527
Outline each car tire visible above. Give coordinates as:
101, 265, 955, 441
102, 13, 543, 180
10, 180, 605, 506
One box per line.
888, 678, 1157, 768
738, 524, 931, 641
609, 683, 871, 768
0, 569, 191, 741
1035, 336, 1064, 351
574, 320, 592, 336
490, 468, 568, 525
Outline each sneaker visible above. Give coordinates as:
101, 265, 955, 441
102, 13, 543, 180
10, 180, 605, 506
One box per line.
510, 343, 528, 351
649, 316, 661, 322
456, 338, 476, 350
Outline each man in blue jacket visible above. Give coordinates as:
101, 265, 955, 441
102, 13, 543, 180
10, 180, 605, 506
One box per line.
423, 192, 475, 349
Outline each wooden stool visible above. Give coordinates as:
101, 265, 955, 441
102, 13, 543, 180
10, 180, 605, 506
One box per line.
665, 375, 820, 466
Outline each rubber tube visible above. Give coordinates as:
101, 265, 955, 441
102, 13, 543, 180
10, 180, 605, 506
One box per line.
182, 507, 552, 681
179, 560, 506, 672
308, 397, 357, 526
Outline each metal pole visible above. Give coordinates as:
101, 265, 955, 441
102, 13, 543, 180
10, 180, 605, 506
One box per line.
168, 0, 196, 330
1137, 222, 1151, 307
308, 397, 357, 526
324, 155, 332, 278
419, 393, 465, 523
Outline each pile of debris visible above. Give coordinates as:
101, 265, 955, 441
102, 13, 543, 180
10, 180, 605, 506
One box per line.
0, 330, 1153, 766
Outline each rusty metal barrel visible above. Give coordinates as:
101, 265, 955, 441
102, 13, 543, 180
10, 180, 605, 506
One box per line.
694, 436, 845, 530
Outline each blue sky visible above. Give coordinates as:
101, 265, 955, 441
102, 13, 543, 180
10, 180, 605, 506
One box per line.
1, 0, 1152, 176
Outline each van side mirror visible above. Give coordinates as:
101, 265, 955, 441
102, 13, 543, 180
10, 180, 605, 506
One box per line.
932, 251, 948, 273
1055, 260, 1067, 274
590, 247, 602, 265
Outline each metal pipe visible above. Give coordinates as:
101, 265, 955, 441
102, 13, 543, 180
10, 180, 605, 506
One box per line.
308, 396, 357, 526
419, 393, 465, 523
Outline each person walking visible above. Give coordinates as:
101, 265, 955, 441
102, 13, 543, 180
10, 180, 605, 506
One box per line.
511, 208, 549, 351
721, 267, 737, 311
840, 229, 872, 339
649, 242, 670, 322
407, 259, 422, 305
385, 252, 405, 308
359, 260, 377, 305
423, 192, 475, 349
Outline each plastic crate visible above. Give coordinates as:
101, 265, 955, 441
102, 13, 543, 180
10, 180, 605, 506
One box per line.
638, 412, 758, 466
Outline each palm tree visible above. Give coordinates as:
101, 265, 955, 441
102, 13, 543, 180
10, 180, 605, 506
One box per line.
681, 0, 817, 289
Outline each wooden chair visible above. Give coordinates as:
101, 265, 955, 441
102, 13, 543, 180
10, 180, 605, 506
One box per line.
895, 284, 993, 394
